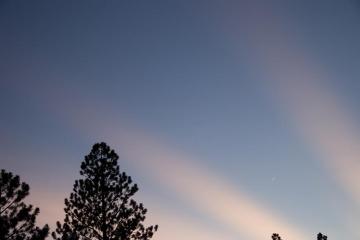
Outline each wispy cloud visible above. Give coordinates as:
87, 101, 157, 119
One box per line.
146, 206, 237, 240
240, 2, 360, 207
271, 78, 360, 206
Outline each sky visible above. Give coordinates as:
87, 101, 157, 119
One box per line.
1, 0, 360, 239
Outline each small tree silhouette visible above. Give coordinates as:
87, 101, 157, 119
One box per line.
52, 142, 158, 240
271, 233, 282, 240
0, 169, 49, 240
317, 233, 327, 240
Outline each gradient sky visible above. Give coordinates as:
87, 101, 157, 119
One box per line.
1, 1, 360, 239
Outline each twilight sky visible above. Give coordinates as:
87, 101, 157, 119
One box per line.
1, 1, 360, 239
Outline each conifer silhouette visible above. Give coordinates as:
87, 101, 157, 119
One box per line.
52, 142, 158, 240
0, 169, 49, 240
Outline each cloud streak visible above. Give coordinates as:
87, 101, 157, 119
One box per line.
271, 78, 360, 206
236, 0, 360, 208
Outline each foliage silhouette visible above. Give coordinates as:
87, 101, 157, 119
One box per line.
52, 142, 158, 240
317, 233, 327, 240
271, 233, 282, 240
0, 169, 49, 240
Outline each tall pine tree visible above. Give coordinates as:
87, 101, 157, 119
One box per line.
52, 142, 158, 240
0, 169, 49, 240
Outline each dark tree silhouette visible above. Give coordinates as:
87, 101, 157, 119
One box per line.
317, 233, 327, 240
271, 233, 282, 240
0, 169, 49, 240
52, 142, 158, 240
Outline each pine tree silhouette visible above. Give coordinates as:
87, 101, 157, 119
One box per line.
52, 142, 158, 240
0, 169, 49, 240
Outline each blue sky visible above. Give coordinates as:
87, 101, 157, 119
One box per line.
1, 1, 360, 239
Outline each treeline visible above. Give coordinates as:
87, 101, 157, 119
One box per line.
1, 142, 327, 240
